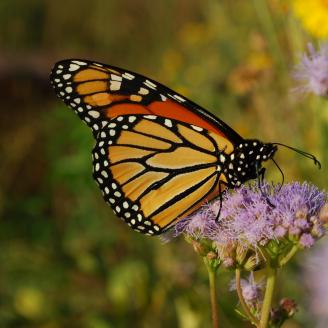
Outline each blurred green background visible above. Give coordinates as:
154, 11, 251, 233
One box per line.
1, 1, 327, 327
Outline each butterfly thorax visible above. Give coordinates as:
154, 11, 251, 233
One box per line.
223, 139, 277, 187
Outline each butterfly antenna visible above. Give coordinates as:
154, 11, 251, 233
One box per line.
271, 157, 284, 192
272, 142, 321, 169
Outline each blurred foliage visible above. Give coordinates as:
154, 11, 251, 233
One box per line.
0, 0, 327, 327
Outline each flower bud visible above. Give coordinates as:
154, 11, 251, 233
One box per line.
236, 245, 248, 265
243, 255, 260, 271
270, 298, 297, 325
191, 240, 207, 256
206, 251, 218, 261
280, 298, 297, 317
295, 206, 308, 220
222, 258, 235, 269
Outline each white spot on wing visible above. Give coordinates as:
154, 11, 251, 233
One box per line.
101, 170, 108, 178
72, 60, 87, 65
122, 72, 135, 80
191, 125, 203, 132
89, 110, 100, 118
138, 87, 149, 95
110, 81, 121, 91
111, 74, 122, 81
173, 94, 186, 102
164, 119, 173, 128
69, 64, 80, 71
144, 80, 157, 89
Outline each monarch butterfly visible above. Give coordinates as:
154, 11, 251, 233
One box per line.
50, 59, 319, 236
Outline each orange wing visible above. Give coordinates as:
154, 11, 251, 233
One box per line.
50, 59, 244, 235
50, 59, 243, 144
93, 114, 232, 235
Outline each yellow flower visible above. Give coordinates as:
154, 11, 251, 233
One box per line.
292, 0, 328, 38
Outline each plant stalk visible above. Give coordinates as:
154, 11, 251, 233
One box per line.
259, 265, 277, 328
204, 258, 219, 328
235, 268, 260, 327
279, 244, 299, 267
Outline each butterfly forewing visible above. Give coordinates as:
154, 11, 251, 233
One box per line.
50, 59, 243, 143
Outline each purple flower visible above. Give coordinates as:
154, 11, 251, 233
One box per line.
293, 43, 328, 97
175, 182, 327, 252
174, 206, 218, 239
230, 273, 264, 306
299, 233, 315, 248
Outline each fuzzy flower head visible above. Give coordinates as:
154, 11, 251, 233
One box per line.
293, 43, 328, 97
175, 182, 327, 259
230, 273, 264, 307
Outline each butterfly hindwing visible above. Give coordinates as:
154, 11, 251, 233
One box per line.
92, 114, 233, 235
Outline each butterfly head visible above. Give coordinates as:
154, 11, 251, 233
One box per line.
227, 140, 277, 186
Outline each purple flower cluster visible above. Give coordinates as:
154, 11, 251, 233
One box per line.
175, 182, 326, 250
293, 43, 328, 97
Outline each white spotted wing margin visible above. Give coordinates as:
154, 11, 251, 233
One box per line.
91, 114, 232, 236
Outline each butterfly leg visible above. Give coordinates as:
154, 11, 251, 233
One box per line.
215, 180, 227, 222
257, 166, 275, 208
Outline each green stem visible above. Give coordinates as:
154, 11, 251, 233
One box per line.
279, 245, 299, 267
260, 265, 277, 328
235, 268, 260, 327
204, 258, 219, 328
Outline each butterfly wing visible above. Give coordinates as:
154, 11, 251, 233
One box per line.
50, 59, 243, 144
93, 114, 232, 235
50, 59, 243, 235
